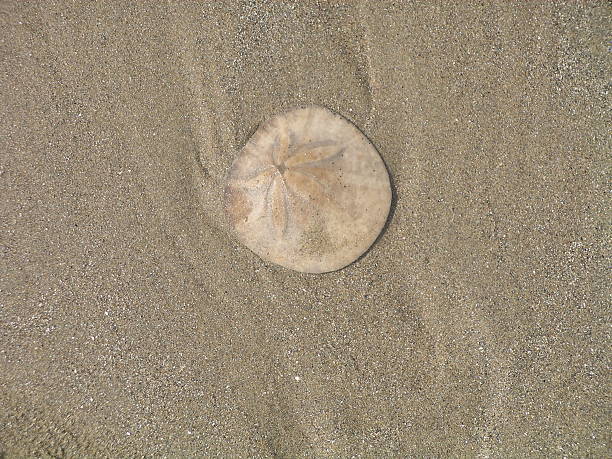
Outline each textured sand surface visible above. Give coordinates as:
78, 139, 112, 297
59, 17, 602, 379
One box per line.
1, 1, 609, 457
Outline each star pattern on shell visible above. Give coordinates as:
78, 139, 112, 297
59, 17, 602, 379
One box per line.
225, 105, 392, 274
233, 132, 347, 239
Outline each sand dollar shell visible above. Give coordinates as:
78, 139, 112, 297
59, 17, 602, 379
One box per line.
224, 105, 391, 273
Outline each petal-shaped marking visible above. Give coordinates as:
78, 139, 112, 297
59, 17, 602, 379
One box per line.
292, 164, 339, 187
248, 175, 276, 224
289, 140, 336, 157
231, 165, 276, 189
242, 140, 275, 171
268, 173, 288, 237
286, 146, 345, 169
273, 131, 290, 166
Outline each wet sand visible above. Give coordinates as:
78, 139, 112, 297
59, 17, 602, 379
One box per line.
1, 1, 609, 456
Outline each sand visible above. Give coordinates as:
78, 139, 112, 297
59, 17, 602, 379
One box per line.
1, 1, 609, 457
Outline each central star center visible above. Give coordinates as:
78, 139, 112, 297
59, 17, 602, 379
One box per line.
276, 163, 287, 175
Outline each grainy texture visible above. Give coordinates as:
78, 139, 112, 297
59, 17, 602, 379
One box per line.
225, 106, 391, 273
0, 0, 609, 457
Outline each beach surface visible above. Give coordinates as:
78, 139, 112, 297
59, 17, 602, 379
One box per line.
1, 1, 609, 456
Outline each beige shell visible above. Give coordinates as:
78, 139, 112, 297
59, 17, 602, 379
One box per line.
224, 106, 391, 273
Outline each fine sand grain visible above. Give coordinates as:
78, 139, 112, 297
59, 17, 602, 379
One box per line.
1, 1, 609, 457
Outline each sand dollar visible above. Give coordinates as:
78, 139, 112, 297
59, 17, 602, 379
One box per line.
224, 105, 391, 273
